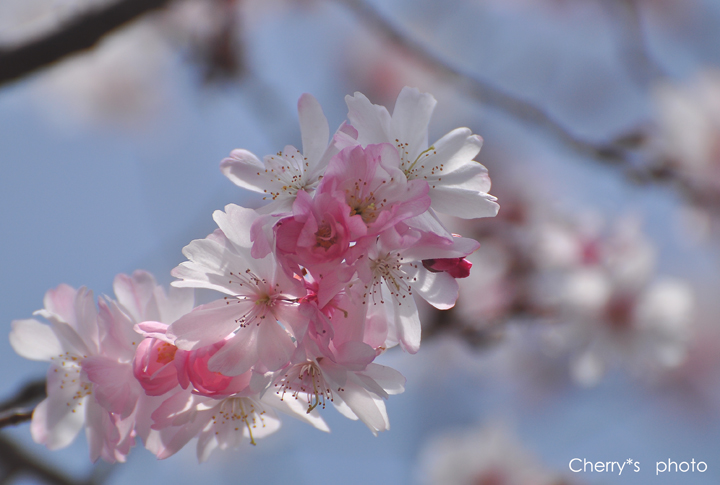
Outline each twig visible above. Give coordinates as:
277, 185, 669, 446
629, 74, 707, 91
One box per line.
0, 379, 45, 429
0, 0, 177, 86
0, 408, 33, 428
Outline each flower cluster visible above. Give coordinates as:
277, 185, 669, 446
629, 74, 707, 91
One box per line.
529, 215, 694, 386
9, 87, 497, 462
441, 198, 694, 387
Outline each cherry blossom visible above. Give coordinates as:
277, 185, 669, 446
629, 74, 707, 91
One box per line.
530, 216, 694, 385
340, 87, 499, 219
355, 224, 480, 353
8, 87, 497, 462
653, 69, 720, 195
220, 93, 338, 213
272, 339, 405, 436
9, 271, 194, 462
169, 204, 308, 375
417, 425, 573, 485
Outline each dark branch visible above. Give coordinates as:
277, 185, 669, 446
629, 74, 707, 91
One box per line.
0, 0, 177, 86
0, 380, 45, 430
0, 379, 45, 413
0, 408, 34, 428
0, 433, 87, 485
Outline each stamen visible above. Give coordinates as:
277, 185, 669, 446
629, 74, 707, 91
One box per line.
275, 361, 334, 413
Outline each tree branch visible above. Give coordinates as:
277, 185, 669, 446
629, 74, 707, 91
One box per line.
0, 433, 89, 485
0, 408, 33, 428
0, 379, 45, 413
335, 0, 631, 164
336, 0, 720, 214
0, 379, 45, 430
601, 0, 667, 86
0, 0, 177, 86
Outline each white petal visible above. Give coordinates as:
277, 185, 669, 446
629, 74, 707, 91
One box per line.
298, 93, 330, 166
412, 268, 459, 310
213, 204, 258, 249
426, 128, 483, 176
73, 287, 99, 354
10, 319, 63, 361
428, 185, 499, 219
82, 357, 139, 418
391, 87, 436, 159
257, 320, 295, 372
113, 271, 157, 323
168, 299, 254, 350
336, 379, 389, 436
207, 331, 259, 376
345, 91, 392, 146
85, 398, 119, 463
31, 395, 86, 450
155, 285, 195, 325
387, 285, 421, 353
220, 149, 279, 193
41, 284, 78, 326
361, 364, 406, 395
264, 393, 330, 432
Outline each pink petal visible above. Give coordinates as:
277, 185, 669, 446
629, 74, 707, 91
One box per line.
207, 331, 259, 376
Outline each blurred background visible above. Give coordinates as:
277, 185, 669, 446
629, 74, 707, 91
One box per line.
2, 0, 720, 483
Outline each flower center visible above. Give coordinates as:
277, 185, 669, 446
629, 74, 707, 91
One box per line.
155, 342, 177, 364
365, 252, 417, 306
50, 352, 92, 414
225, 269, 278, 328
213, 397, 268, 446
315, 221, 337, 250
275, 361, 336, 413
261, 150, 315, 201
397, 140, 438, 181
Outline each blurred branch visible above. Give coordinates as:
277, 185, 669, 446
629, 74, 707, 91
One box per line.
0, 0, 177, 86
0, 379, 45, 412
0, 433, 91, 485
337, 0, 720, 213
601, 0, 667, 86
0, 379, 115, 484
335, 0, 632, 163
0, 409, 33, 428
0, 379, 45, 430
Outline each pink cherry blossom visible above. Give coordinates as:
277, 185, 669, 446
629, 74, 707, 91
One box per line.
169, 204, 308, 376
355, 224, 480, 353
9, 271, 193, 462
273, 340, 405, 436
340, 87, 499, 219
316, 143, 432, 237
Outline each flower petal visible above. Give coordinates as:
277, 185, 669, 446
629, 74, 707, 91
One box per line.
298, 93, 330, 168
168, 298, 254, 350
9, 319, 63, 361
220, 149, 278, 193
391, 87, 436, 159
